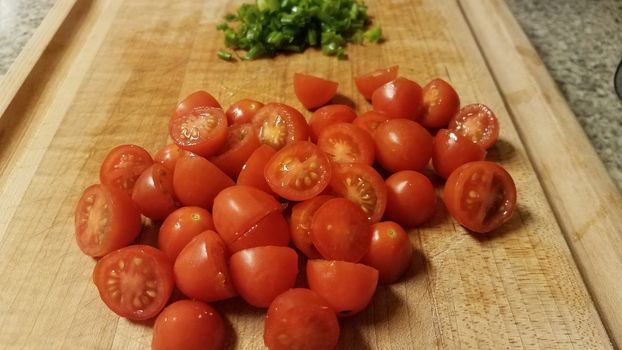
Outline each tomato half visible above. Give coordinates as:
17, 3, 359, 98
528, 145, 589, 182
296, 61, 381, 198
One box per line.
154, 144, 185, 171
432, 129, 486, 179
99, 144, 153, 196
92, 245, 174, 320
329, 162, 387, 223
173, 154, 234, 210
293, 73, 338, 110
132, 163, 178, 220
252, 103, 309, 150
449, 103, 499, 150
372, 77, 423, 120
227, 210, 290, 253
226, 98, 264, 125
158, 206, 215, 260
317, 123, 375, 165
374, 118, 433, 173
209, 123, 260, 179
75, 184, 142, 257
352, 110, 389, 136
361, 221, 413, 285
290, 195, 334, 259
308, 104, 357, 142
174, 90, 221, 119
169, 106, 228, 157
354, 65, 399, 100
237, 144, 277, 195
264, 141, 332, 201
419, 78, 460, 129
384, 171, 437, 228
443, 161, 517, 233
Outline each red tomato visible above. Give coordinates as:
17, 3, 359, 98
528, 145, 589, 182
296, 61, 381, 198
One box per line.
289, 195, 334, 259
227, 210, 290, 253
152, 300, 225, 350
264, 288, 339, 350
372, 77, 423, 120
310, 198, 371, 262
173, 153, 234, 210
174, 231, 237, 302
307, 259, 378, 317
432, 129, 486, 179
226, 98, 264, 125
329, 162, 387, 223
308, 104, 357, 142
264, 141, 332, 201
252, 103, 309, 150
449, 103, 499, 150
169, 106, 228, 157
99, 144, 153, 196
293, 73, 338, 110
374, 118, 433, 173
420, 78, 460, 129
132, 163, 178, 220
230, 246, 298, 308
237, 144, 277, 194
174, 91, 221, 119
354, 65, 399, 100
154, 144, 185, 171
209, 123, 260, 179
361, 221, 413, 284
443, 161, 517, 233
158, 206, 214, 260
317, 123, 375, 165
385, 171, 437, 228
352, 110, 389, 136
92, 245, 174, 320
75, 184, 142, 257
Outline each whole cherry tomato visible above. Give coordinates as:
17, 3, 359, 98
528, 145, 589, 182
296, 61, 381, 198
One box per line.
374, 118, 433, 173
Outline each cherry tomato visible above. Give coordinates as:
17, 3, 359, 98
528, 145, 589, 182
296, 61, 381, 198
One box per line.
374, 118, 433, 173
227, 210, 290, 253
420, 78, 460, 129
361, 221, 413, 284
226, 98, 264, 125
173, 153, 234, 210
310, 198, 371, 262
264, 288, 339, 350
169, 106, 228, 157
385, 171, 436, 228
352, 110, 389, 136
317, 123, 374, 165
293, 73, 338, 110
75, 184, 142, 257
307, 259, 378, 317
354, 65, 399, 100
308, 104, 357, 142
237, 144, 277, 195
174, 231, 237, 302
252, 103, 309, 150
158, 206, 214, 260
174, 91, 221, 119
264, 141, 332, 201
92, 245, 174, 320
449, 103, 499, 150
99, 144, 153, 196
372, 77, 423, 120
209, 123, 260, 179
329, 162, 387, 223
132, 163, 178, 220
152, 300, 225, 350
443, 161, 517, 233
432, 129, 486, 179
290, 195, 334, 259
154, 144, 185, 171
230, 246, 298, 308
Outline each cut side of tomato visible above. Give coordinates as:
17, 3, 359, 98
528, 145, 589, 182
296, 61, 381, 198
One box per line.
252, 103, 309, 150
354, 65, 399, 100
449, 103, 499, 150
420, 78, 460, 129
169, 106, 228, 157
131, 163, 179, 220
329, 162, 387, 223
210, 123, 260, 179
226, 98, 264, 125
293, 73, 338, 110
308, 104, 357, 142
352, 110, 389, 136
154, 144, 186, 171
290, 195, 334, 259
317, 123, 375, 165
174, 91, 222, 119
100, 144, 153, 196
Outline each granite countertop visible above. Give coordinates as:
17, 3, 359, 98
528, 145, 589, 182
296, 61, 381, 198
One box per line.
1, 0, 621, 190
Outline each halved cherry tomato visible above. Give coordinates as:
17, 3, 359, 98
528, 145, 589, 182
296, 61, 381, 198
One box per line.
372, 77, 423, 120
99, 144, 153, 196
307, 259, 378, 317
317, 123, 374, 165
385, 171, 436, 228
354, 65, 399, 100
432, 129, 486, 179
352, 110, 389, 136
293, 73, 338, 110
374, 118, 433, 173
152, 300, 225, 350
237, 144, 277, 195
209, 123, 260, 179
227, 210, 290, 253
174, 91, 221, 119
449, 103, 499, 150
264, 288, 339, 350
443, 161, 517, 233
290, 195, 334, 259
75, 184, 142, 257
158, 206, 214, 260
329, 162, 387, 223
252, 103, 309, 150
308, 104, 357, 142
92, 245, 174, 320
173, 154, 234, 210
226, 98, 264, 125
132, 163, 178, 220
169, 106, 228, 157
154, 144, 185, 171
420, 78, 460, 129
264, 141, 332, 201
362, 221, 413, 285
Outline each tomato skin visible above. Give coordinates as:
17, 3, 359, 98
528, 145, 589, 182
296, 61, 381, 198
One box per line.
420, 79, 460, 129
352, 110, 389, 136
169, 106, 228, 157
227, 210, 290, 253
154, 144, 185, 172
307, 260, 378, 317
317, 123, 375, 165
75, 184, 142, 257
174, 231, 237, 302
264, 288, 339, 350
99, 144, 153, 196
293, 73, 338, 110
209, 123, 260, 179
308, 104, 357, 142
374, 118, 433, 173
152, 300, 225, 350
432, 129, 486, 179
385, 171, 437, 228
174, 91, 222, 119
443, 161, 517, 233
361, 221, 413, 284
252, 103, 309, 150
449, 103, 499, 150
354, 65, 399, 100
92, 245, 174, 320
158, 206, 214, 261
173, 153, 234, 210
329, 162, 387, 223
290, 195, 334, 259
131, 163, 178, 220
372, 77, 423, 120
226, 98, 264, 125
237, 144, 277, 195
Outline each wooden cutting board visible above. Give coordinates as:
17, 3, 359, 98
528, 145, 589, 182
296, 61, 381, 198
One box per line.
1, 0, 621, 349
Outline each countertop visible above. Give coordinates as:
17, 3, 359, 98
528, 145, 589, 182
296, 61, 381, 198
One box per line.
1, 0, 621, 190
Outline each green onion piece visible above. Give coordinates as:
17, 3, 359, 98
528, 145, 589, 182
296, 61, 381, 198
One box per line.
257, 0, 279, 12
216, 22, 228, 31
217, 50, 233, 61
224, 13, 236, 21
364, 26, 382, 43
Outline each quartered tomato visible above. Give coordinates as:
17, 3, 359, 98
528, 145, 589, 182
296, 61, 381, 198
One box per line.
174, 91, 221, 119
432, 129, 486, 179
329, 162, 387, 223
209, 123, 260, 179
361, 221, 413, 285
372, 77, 423, 120
252, 103, 309, 150
226, 98, 264, 125
99, 144, 153, 196
293, 73, 338, 110
354, 65, 399, 100
419, 78, 460, 129
237, 144, 277, 195
449, 103, 499, 150
317, 123, 374, 165
290, 195, 334, 259
374, 118, 433, 173
308, 104, 357, 142
169, 106, 228, 157
384, 171, 436, 228
154, 144, 185, 171
352, 110, 389, 136
132, 163, 178, 220
173, 153, 234, 210
158, 206, 215, 260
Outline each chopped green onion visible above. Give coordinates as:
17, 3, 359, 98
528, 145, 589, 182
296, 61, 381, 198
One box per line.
217, 50, 234, 61
364, 26, 382, 43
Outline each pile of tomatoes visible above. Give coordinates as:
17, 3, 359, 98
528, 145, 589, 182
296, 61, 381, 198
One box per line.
74, 65, 517, 350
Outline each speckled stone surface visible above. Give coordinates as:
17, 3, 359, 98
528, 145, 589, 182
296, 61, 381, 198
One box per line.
0, 0, 621, 189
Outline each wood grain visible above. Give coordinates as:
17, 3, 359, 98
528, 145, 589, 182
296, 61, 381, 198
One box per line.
0, 0, 615, 348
